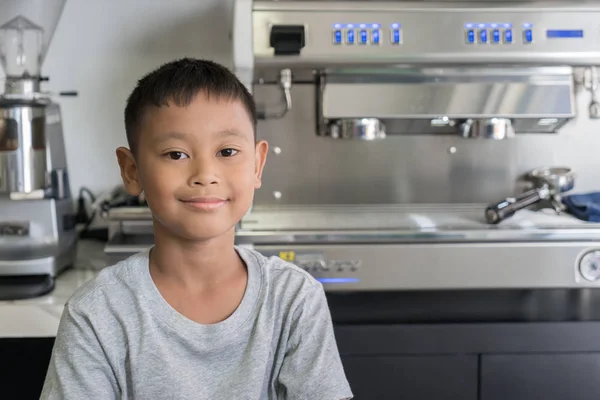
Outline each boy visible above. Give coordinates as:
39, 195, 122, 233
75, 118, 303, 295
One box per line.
40, 58, 353, 399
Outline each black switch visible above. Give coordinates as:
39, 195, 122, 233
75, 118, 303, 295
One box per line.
269, 25, 305, 55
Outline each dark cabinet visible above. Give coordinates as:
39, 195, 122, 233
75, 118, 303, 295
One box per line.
342, 355, 478, 400
335, 323, 600, 400
341, 352, 600, 400
481, 353, 600, 400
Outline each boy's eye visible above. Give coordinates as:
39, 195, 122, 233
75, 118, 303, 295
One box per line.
218, 148, 238, 157
167, 151, 189, 160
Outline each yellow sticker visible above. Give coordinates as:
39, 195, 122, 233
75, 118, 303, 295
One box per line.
279, 251, 296, 261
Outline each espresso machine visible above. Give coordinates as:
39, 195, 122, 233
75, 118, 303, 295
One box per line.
0, 0, 78, 300
229, 0, 600, 292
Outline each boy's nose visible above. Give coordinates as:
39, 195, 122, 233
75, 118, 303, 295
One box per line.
188, 160, 220, 186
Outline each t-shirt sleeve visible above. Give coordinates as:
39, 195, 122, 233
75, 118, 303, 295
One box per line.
278, 282, 354, 400
40, 302, 120, 399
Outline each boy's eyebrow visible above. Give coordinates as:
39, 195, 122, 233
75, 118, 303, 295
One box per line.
214, 129, 250, 141
154, 131, 190, 144
154, 130, 249, 144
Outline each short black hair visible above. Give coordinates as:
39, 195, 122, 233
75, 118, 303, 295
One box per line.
124, 58, 257, 154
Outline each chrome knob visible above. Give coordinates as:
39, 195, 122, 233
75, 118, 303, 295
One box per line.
579, 251, 600, 282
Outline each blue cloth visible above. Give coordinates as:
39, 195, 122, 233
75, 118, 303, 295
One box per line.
562, 192, 600, 222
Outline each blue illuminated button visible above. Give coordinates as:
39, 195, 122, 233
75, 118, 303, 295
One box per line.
372, 29, 380, 44
391, 29, 401, 44
346, 29, 355, 44
523, 28, 533, 43
504, 29, 513, 43
359, 29, 368, 44
333, 29, 342, 44
492, 29, 500, 43
479, 29, 488, 43
466, 29, 475, 44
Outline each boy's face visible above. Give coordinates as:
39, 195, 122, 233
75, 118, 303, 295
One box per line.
116, 94, 268, 242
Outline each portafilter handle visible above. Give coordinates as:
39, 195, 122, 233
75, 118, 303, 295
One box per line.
485, 186, 551, 224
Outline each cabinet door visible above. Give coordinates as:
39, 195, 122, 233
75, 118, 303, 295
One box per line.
481, 353, 600, 400
0, 338, 55, 399
341, 355, 477, 400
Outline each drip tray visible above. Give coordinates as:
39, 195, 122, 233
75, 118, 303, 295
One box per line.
238, 205, 600, 244
241, 204, 591, 231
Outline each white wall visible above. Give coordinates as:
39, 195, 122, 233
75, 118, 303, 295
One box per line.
27, 0, 235, 197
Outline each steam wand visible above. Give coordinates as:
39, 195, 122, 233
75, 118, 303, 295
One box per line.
584, 66, 600, 119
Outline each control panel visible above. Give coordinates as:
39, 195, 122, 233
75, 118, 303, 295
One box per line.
253, 7, 600, 64
328, 21, 576, 47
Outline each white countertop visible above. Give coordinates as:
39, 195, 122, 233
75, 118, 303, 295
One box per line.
0, 241, 104, 338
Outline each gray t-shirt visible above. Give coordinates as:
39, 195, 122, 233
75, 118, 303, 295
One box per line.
40, 246, 353, 399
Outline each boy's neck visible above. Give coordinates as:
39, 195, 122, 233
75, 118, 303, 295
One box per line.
149, 222, 244, 291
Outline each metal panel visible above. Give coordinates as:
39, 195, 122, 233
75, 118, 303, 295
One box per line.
252, 82, 600, 205
0, 107, 47, 193
322, 67, 575, 120
251, 241, 600, 290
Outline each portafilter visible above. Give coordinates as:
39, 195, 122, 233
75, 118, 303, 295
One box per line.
485, 166, 575, 224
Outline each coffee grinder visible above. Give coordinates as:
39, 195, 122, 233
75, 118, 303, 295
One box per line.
0, 0, 78, 300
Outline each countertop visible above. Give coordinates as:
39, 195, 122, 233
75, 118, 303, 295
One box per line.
0, 240, 104, 338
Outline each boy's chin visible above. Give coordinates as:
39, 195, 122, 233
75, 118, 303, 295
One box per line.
150, 206, 246, 243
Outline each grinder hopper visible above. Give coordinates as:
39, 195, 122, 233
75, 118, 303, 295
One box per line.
0, 0, 66, 80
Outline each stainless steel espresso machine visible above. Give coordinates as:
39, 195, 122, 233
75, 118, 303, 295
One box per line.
228, 0, 600, 292
0, 0, 78, 300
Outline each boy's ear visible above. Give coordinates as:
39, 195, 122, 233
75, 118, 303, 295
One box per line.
253, 140, 269, 189
116, 147, 143, 196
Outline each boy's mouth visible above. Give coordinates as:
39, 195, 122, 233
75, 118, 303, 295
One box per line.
180, 196, 228, 211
